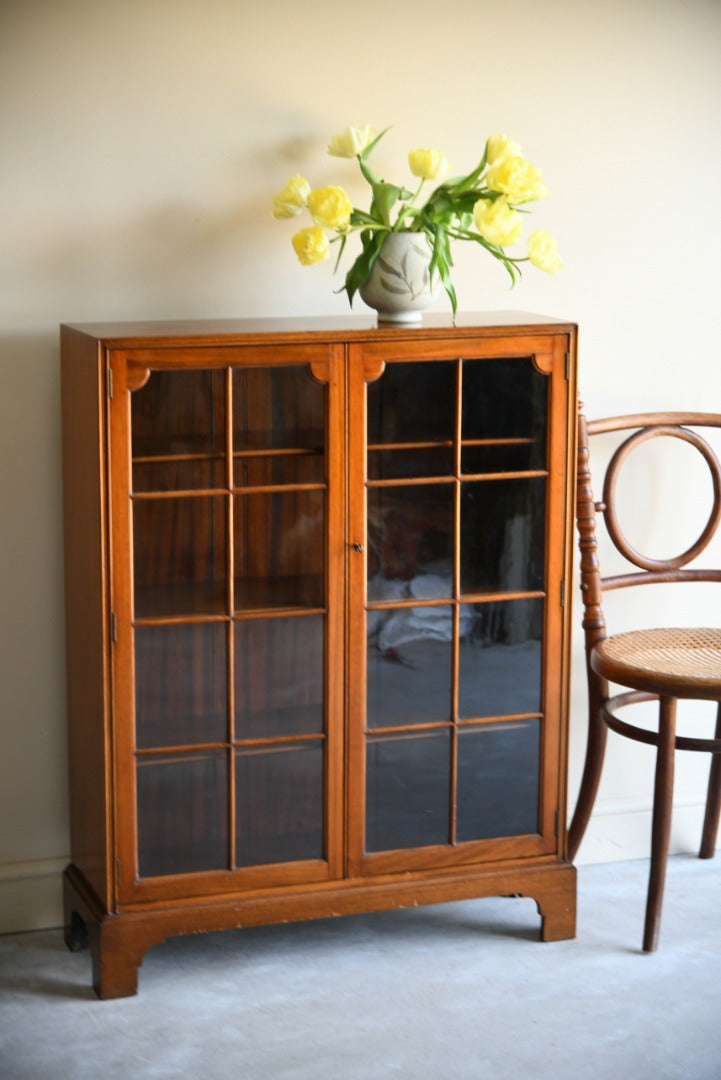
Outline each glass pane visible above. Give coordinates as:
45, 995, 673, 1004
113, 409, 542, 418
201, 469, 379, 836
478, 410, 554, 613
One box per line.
235, 615, 324, 739
462, 441, 539, 476
367, 445, 454, 481
460, 478, 546, 594
458, 599, 543, 719
233, 366, 324, 487
132, 494, 226, 617
137, 750, 228, 876
461, 357, 547, 474
235, 743, 323, 866
133, 456, 225, 493
234, 490, 324, 610
133, 495, 226, 618
367, 485, 454, 595
132, 369, 225, 492
367, 605, 452, 728
367, 360, 454, 447
136, 623, 227, 749
456, 720, 540, 841
365, 731, 450, 851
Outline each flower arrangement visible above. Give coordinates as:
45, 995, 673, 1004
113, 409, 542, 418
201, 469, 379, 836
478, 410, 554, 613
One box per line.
272, 124, 562, 314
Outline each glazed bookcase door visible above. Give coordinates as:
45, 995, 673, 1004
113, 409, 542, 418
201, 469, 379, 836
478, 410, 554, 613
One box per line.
347, 335, 571, 875
109, 345, 345, 904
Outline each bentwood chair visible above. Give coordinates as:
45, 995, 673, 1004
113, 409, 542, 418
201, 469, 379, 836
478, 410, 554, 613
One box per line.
568, 406, 721, 951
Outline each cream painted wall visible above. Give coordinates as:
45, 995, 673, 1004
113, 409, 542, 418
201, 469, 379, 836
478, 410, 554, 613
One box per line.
1, 0, 720, 931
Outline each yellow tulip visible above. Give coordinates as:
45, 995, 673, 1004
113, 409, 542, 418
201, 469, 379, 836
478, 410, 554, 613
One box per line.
327, 125, 376, 158
292, 226, 330, 266
307, 186, 353, 230
272, 174, 311, 219
486, 133, 523, 165
528, 230, 562, 273
408, 147, 449, 181
486, 154, 547, 204
474, 197, 522, 247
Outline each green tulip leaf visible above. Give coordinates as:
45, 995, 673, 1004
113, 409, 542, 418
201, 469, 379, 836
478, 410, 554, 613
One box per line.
343, 230, 386, 306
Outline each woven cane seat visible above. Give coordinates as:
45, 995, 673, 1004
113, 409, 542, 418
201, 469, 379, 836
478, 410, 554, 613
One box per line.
592, 627, 721, 700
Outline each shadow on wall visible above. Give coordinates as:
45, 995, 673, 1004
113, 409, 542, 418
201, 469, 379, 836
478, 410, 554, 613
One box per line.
28, 198, 280, 320
25, 129, 342, 322
0, 331, 70, 864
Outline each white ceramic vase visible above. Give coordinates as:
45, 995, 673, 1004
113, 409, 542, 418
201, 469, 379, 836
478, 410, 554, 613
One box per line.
359, 232, 437, 323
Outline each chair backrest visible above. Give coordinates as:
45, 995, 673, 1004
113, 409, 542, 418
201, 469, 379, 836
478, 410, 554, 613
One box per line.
576, 407, 721, 661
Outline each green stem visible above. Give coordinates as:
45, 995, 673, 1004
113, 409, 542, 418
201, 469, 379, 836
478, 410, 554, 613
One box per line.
392, 179, 426, 231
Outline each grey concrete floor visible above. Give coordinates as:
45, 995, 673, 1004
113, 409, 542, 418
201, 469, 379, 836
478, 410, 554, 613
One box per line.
1, 855, 720, 1080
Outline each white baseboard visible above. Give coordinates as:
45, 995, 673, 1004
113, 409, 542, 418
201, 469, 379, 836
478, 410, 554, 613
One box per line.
574, 796, 715, 865
0, 803, 718, 935
0, 858, 67, 934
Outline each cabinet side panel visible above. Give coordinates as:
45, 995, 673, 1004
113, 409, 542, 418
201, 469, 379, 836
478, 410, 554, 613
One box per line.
60, 328, 111, 910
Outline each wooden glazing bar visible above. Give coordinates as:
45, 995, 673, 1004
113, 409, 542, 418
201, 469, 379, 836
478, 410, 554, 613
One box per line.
461, 469, 549, 482
232, 447, 321, 458
133, 452, 226, 464
456, 589, 546, 604
365, 589, 546, 613
225, 366, 236, 870
366, 720, 453, 736
135, 732, 328, 759
367, 596, 456, 612
456, 712, 543, 727
231, 482, 326, 496
131, 482, 327, 498
368, 439, 454, 451
232, 606, 327, 621
233, 732, 327, 751
461, 437, 534, 447
131, 487, 229, 499
450, 356, 463, 846
133, 613, 231, 627
366, 469, 548, 488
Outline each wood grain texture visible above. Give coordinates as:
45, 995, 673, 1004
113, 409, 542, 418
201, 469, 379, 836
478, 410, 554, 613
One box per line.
60, 326, 112, 910
568, 407, 721, 948
61, 316, 578, 996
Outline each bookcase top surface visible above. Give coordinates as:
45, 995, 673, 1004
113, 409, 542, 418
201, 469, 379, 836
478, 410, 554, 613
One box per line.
61, 311, 576, 347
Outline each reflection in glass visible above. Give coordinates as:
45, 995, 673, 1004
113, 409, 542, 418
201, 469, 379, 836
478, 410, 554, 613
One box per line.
133, 496, 227, 618
460, 478, 546, 594
367, 604, 453, 728
462, 442, 538, 476
456, 720, 540, 841
136, 623, 227, 749
137, 750, 228, 877
132, 369, 225, 493
361, 353, 552, 857
234, 490, 324, 610
367, 485, 453, 592
235, 743, 323, 865
235, 615, 324, 739
365, 731, 450, 851
233, 366, 325, 488
458, 598, 543, 719
237, 452, 324, 488
367, 445, 454, 481
367, 360, 454, 447
461, 357, 547, 474
133, 457, 225, 493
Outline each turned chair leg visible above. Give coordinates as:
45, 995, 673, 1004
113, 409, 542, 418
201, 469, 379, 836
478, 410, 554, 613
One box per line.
568, 696, 608, 861
643, 696, 677, 953
699, 701, 721, 860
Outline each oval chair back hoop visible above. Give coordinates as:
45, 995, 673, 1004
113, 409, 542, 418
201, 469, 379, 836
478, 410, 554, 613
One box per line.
568, 404, 721, 951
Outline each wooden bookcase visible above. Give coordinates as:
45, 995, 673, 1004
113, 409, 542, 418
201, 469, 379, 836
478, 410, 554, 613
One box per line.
60, 313, 578, 998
